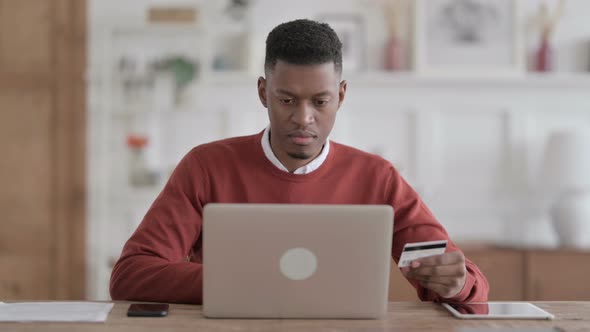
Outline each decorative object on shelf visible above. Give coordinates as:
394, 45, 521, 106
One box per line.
110, 20, 206, 111
147, 6, 198, 24
118, 56, 154, 108
528, 0, 566, 72
414, 0, 524, 77
126, 134, 161, 188
152, 70, 175, 110
382, 0, 409, 71
317, 14, 367, 73
213, 54, 234, 71
212, 33, 250, 72
210, 0, 253, 73
152, 56, 198, 106
540, 128, 590, 249
224, 0, 251, 22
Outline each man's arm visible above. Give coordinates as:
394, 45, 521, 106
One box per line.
110, 151, 207, 304
386, 167, 489, 303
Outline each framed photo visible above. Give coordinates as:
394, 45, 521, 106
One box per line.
414, 0, 524, 77
318, 14, 366, 73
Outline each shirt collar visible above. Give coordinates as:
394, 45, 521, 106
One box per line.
261, 126, 330, 174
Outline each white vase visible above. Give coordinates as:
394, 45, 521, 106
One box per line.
550, 191, 590, 249
153, 72, 175, 110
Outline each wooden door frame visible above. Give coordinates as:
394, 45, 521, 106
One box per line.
52, 0, 87, 299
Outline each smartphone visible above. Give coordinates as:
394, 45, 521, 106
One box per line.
127, 303, 169, 317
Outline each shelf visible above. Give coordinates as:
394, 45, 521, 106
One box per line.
202, 70, 258, 85
100, 71, 590, 120
344, 72, 590, 89
110, 107, 201, 118
192, 70, 590, 89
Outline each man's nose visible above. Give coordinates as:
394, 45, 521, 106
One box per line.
291, 103, 315, 126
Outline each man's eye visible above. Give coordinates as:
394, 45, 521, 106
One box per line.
314, 100, 328, 106
280, 98, 294, 105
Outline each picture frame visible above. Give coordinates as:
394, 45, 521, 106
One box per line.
317, 14, 366, 73
413, 0, 524, 77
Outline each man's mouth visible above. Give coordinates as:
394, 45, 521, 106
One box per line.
288, 131, 316, 146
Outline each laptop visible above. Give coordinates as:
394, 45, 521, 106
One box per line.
202, 203, 394, 319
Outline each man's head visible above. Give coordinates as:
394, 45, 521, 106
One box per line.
258, 19, 347, 172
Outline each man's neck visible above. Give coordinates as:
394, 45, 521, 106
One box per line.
268, 131, 322, 173
271, 143, 321, 173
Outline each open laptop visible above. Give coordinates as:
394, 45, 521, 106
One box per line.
202, 203, 394, 319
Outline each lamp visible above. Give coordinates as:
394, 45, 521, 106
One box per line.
541, 129, 590, 248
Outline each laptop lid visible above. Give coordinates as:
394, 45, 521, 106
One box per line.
202, 204, 394, 319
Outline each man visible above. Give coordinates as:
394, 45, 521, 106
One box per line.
110, 19, 488, 304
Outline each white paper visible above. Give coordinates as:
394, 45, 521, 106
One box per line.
0, 302, 114, 322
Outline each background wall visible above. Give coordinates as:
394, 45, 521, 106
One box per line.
87, 0, 590, 299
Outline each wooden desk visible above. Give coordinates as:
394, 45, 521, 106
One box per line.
1, 302, 589, 331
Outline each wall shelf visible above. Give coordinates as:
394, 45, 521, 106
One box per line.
347, 72, 590, 89
200, 71, 590, 89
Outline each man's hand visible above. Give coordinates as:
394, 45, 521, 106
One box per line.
400, 251, 467, 299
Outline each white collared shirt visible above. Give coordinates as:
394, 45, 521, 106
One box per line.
261, 126, 330, 174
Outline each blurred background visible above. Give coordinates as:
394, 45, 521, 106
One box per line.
2, 0, 590, 302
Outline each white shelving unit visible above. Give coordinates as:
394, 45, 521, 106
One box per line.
89, 19, 223, 300
88, 15, 590, 299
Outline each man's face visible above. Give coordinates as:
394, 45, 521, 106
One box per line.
258, 60, 347, 171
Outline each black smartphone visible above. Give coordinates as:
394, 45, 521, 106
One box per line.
127, 303, 169, 317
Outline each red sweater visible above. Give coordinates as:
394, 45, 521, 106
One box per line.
110, 132, 489, 304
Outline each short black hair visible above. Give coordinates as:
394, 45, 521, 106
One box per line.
264, 19, 343, 73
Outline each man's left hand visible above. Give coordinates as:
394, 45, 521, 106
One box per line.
400, 251, 467, 299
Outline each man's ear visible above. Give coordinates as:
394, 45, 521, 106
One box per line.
338, 80, 347, 108
258, 76, 268, 108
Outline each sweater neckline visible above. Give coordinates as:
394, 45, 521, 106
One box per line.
252, 130, 334, 182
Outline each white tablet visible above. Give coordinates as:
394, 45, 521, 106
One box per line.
442, 302, 554, 320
